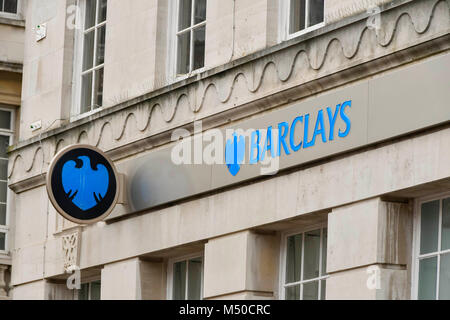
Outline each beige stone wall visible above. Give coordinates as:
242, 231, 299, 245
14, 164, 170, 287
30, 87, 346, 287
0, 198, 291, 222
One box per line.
0, 7, 25, 302
0, 23, 24, 65
326, 198, 412, 300
203, 231, 279, 299
101, 258, 166, 300
102, 0, 163, 108
205, 0, 279, 68
19, 0, 72, 141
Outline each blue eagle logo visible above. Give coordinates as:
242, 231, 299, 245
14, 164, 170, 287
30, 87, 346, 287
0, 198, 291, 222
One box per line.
61, 156, 109, 211
225, 133, 245, 176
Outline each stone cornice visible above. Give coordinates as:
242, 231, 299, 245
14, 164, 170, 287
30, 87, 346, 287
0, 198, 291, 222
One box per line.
0, 16, 25, 28
7, 0, 450, 190
0, 61, 22, 73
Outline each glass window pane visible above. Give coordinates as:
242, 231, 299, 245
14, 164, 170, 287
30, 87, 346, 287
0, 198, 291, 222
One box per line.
178, 0, 192, 31
0, 232, 5, 251
0, 203, 6, 226
93, 68, 104, 109
84, 0, 97, 30
0, 182, 7, 203
90, 281, 101, 300
303, 281, 319, 300
308, 0, 324, 27
193, 26, 205, 71
83, 30, 95, 71
418, 257, 437, 300
303, 229, 321, 280
442, 198, 450, 251
95, 25, 106, 66
187, 257, 202, 300
0, 135, 10, 158
173, 261, 187, 300
439, 253, 450, 300
194, 0, 206, 24
420, 200, 440, 255
0, 110, 11, 130
285, 285, 300, 300
4, 0, 17, 14
98, 0, 107, 23
78, 283, 89, 300
81, 72, 93, 114
0, 1, 3, 12
286, 234, 302, 284
177, 31, 191, 75
290, 0, 306, 34
321, 228, 327, 276
320, 280, 326, 300
0, 159, 8, 181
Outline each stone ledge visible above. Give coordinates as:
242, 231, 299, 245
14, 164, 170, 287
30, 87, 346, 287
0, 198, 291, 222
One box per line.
0, 61, 22, 73
0, 16, 25, 28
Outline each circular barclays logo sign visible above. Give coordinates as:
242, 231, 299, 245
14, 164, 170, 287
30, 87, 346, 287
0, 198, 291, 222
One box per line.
46, 145, 119, 224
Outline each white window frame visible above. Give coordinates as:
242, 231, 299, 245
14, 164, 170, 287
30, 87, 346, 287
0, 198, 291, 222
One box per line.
412, 191, 450, 300
71, 0, 107, 122
280, 0, 325, 42
0, 107, 14, 255
0, 0, 22, 19
167, 252, 204, 300
167, 0, 207, 84
279, 223, 328, 300
76, 278, 101, 300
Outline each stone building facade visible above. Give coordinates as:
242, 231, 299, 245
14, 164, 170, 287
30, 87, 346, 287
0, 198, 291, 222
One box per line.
5, 0, 450, 300
0, 0, 24, 300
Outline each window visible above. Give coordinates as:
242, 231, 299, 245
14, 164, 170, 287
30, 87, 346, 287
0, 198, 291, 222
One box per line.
287, 0, 324, 37
0, 0, 18, 15
176, 0, 206, 76
78, 280, 101, 300
415, 195, 450, 300
0, 108, 13, 253
281, 227, 328, 300
169, 255, 203, 300
75, 0, 107, 115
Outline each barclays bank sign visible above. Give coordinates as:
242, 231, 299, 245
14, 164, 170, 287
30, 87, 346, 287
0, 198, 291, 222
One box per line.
225, 101, 352, 176
47, 82, 363, 222
46, 145, 120, 224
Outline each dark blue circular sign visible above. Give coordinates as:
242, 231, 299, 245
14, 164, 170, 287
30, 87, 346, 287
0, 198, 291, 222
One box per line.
46, 145, 119, 224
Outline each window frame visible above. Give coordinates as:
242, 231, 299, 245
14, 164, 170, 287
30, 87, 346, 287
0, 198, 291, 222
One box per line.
280, 0, 325, 41
279, 223, 328, 300
76, 278, 101, 300
0, 0, 21, 19
166, 252, 204, 300
0, 106, 14, 255
412, 191, 450, 300
71, 0, 107, 121
168, 0, 207, 83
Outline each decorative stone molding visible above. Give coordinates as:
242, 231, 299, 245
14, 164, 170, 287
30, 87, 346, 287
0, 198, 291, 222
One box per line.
62, 229, 81, 272
6, 0, 450, 190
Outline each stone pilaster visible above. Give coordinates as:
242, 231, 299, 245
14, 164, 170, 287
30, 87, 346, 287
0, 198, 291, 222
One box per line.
326, 197, 412, 299
203, 231, 279, 300
101, 258, 166, 300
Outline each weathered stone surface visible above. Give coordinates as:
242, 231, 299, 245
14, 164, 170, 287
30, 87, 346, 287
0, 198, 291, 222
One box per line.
203, 231, 279, 299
